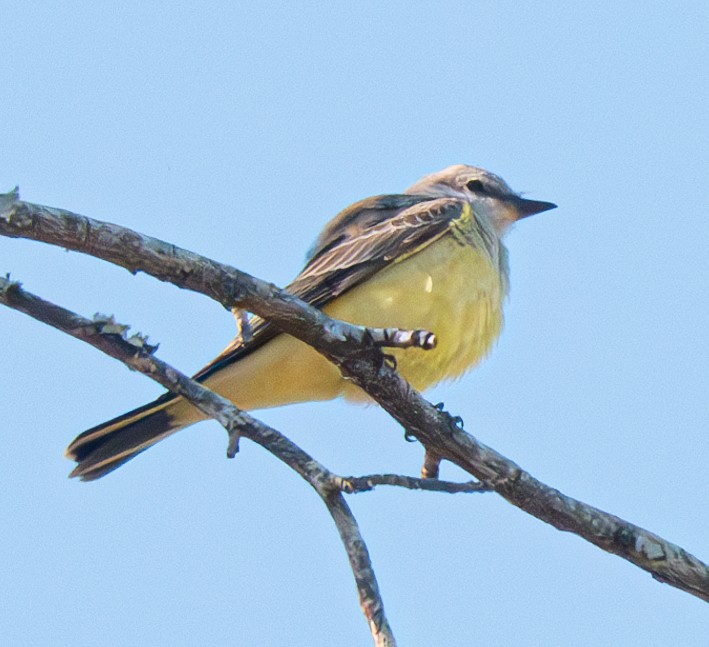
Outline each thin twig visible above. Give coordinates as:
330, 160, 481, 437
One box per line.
336, 474, 491, 494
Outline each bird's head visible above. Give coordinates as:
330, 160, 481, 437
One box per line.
405, 164, 557, 235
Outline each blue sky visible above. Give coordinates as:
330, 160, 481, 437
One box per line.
1, 2, 707, 645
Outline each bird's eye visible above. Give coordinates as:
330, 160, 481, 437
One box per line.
465, 179, 485, 193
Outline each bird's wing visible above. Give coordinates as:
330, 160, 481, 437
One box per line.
191, 195, 468, 382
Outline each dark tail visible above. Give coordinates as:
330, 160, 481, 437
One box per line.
65, 394, 184, 481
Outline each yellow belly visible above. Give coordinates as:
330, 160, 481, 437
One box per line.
202, 234, 505, 410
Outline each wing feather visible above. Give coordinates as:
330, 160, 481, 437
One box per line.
192, 196, 466, 381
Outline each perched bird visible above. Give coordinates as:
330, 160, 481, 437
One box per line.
66, 165, 556, 480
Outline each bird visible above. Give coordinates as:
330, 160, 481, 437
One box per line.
66, 164, 556, 480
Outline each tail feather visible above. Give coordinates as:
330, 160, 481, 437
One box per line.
66, 396, 183, 481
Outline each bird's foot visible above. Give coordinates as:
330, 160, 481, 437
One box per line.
433, 402, 464, 431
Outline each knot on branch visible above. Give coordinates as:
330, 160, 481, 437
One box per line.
0, 274, 22, 297
91, 313, 159, 354
226, 423, 241, 458
0, 194, 34, 233
0, 187, 20, 217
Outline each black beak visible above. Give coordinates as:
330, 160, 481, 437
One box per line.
507, 196, 558, 219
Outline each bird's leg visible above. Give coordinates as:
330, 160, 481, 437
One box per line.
231, 307, 253, 344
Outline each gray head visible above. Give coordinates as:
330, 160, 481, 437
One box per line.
405, 164, 556, 235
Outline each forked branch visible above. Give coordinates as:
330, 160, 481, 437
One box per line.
1, 190, 707, 612
0, 275, 396, 647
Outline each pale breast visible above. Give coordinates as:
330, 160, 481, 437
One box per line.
325, 234, 507, 400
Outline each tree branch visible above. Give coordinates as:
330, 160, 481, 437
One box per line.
0, 275, 396, 647
0, 192, 433, 359
2, 190, 708, 604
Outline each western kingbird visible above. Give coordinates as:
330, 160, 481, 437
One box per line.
66, 164, 556, 480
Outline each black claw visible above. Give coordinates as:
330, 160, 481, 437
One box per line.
432, 402, 464, 431
404, 430, 418, 443
383, 353, 397, 370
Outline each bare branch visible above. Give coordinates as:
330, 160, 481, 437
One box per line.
0, 275, 397, 646
434, 428, 709, 601
2, 192, 708, 603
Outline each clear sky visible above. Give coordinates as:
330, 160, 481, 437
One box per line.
1, 2, 707, 645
